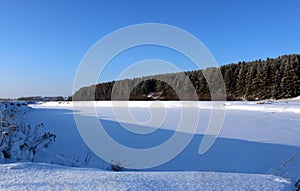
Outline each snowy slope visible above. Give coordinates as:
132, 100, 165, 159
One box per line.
0, 163, 294, 191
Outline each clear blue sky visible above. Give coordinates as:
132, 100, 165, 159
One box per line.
0, 0, 299, 98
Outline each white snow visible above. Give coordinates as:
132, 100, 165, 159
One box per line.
291, 96, 300, 100
0, 163, 294, 191
28, 101, 300, 174
1, 100, 300, 190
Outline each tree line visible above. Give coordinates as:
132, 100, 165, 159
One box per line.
72, 54, 300, 101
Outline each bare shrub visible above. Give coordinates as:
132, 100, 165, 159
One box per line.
0, 102, 56, 162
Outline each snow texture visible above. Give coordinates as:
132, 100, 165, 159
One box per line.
1, 99, 300, 190
0, 163, 294, 191
27, 100, 300, 178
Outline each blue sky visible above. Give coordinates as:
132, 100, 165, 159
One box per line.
0, 0, 299, 98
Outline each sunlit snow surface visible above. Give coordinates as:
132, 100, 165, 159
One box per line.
28, 100, 300, 173
1, 99, 300, 190
0, 163, 293, 191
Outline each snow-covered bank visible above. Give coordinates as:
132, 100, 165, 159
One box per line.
0, 162, 294, 191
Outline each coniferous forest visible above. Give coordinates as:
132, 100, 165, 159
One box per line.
72, 54, 300, 101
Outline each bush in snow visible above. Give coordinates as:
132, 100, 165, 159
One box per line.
0, 102, 56, 162
110, 160, 124, 172
296, 179, 300, 191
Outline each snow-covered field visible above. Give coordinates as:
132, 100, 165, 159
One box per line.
1, 99, 300, 190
